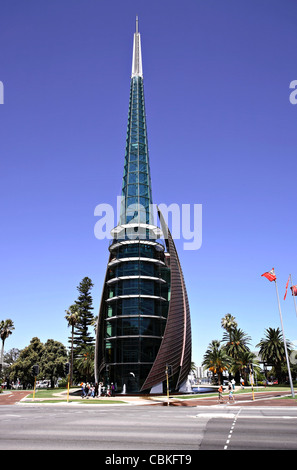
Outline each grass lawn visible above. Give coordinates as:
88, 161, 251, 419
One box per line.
24, 388, 126, 404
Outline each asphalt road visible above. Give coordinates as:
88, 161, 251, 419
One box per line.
0, 403, 297, 452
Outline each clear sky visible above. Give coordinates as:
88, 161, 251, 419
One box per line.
1, 0, 297, 366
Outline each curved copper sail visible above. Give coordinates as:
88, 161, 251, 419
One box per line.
140, 210, 192, 392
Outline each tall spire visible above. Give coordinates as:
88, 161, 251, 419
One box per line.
120, 17, 153, 228
131, 16, 143, 78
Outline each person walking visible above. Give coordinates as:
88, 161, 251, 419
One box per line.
228, 389, 235, 403
218, 385, 224, 403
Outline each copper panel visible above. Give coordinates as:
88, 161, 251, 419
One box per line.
140, 209, 192, 391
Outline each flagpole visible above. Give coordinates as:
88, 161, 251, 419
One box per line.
274, 278, 295, 398
290, 274, 297, 318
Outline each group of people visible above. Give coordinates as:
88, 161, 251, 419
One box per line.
218, 380, 235, 404
80, 382, 116, 398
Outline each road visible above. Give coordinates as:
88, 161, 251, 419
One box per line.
0, 403, 297, 452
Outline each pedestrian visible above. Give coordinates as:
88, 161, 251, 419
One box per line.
84, 382, 90, 398
81, 382, 85, 398
218, 384, 224, 403
111, 383, 115, 397
87, 384, 93, 398
228, 390, 235, 403
231, 378, 235, 390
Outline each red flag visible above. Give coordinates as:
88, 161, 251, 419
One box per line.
290, 285, 297, 296
284, 276, 290, 300
261, 268, 276, 282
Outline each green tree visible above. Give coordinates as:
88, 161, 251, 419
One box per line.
202, 340, 231, 385
65, 304, 80, 385
2, 348, 20, 385
4, 348, 20, 367
0, 319, 15, 373
256, 327, 293, 382
9, 337, 45, 388
73, 277, 95, 356
40, 339, 68, 388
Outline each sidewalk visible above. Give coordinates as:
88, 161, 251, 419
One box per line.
1, 388, 296, 407
161, 390, 297, 407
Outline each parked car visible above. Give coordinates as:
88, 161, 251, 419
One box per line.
267, 379, 279, 385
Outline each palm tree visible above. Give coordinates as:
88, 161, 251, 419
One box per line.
0, 319, 15, 373
256, 327, 293, 382
231, 350, 258, 385
221, 314, 237, 344
76, 345, 95, 382
222, 327, 252, 359
91, 315, 98, 335
190, 362, 197, 380
65, 305, 80, 385
202, 340, 231, 385
190, 361, 197, 372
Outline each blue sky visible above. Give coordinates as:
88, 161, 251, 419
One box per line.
1, 0, 297, 365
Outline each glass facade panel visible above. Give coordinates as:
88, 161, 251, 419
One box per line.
113, 243, 162, 261
140, 298, 154, 315
128, 172, 138, 184
108, 279, 167, 298
127, 184, 137, 196
117, 338, 139, 362
105, 340, 115, 363
105, 320, 115, 338
105, 297, 169, 319
121, 318, 139, 335
129, 162, 138, 172
139, 184, 148, 196
120, 75, 153, 228
139, 172, 147, 184
140, 338, 161, 362
122, 298, 139, 315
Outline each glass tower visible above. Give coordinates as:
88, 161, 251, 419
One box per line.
95, 18, 191, 394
